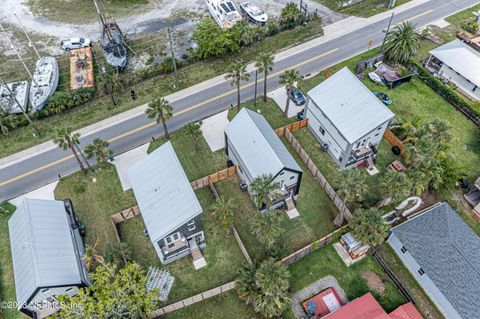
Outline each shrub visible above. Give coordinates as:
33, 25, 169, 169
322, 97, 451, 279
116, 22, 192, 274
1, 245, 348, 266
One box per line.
159, 57, 180, 73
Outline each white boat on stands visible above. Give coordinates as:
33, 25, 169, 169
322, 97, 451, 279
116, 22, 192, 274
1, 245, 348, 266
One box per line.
0, 81, 29, 114
29, 56, 59, 112
206, 0, 242, 29
239, 2, 268, 25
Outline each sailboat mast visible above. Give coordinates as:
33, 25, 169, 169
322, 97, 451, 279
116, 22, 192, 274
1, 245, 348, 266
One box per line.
0, 23, 38, 87
13, 14, 41, 59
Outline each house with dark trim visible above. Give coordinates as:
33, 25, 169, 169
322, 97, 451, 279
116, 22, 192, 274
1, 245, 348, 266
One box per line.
8, 198, 89, 319
128, 141, 206, 268
225, 108, 303, 208
304, 67, 394, 171
388, 202, 480, 319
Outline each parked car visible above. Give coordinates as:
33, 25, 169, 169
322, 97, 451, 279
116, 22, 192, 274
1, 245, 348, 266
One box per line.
61, 38, 91, 51
290, 87, 306, 105
373, 92, 392, 105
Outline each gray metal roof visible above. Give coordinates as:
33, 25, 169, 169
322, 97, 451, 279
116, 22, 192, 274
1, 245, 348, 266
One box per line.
225, 108, 302, 178
307, 67, 394, 143
128, 141, 202, 243
390, 203, 480, 319
8, 198, 84, 306
430, 39, 480, 88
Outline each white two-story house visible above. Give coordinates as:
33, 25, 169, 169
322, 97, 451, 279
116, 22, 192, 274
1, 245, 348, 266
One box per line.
304, 67, 394, 171
225, 108, 303, 208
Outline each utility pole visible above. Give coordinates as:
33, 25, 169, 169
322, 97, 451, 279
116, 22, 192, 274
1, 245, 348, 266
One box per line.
167, 28, 178, 87
388, 0, 396, 9
0, 76, 40, 136
14, 14, 41, 59
74, 144, 95, 173
254, 70, 258, 108
381, 12, 395, 53
0, 23, 38, 87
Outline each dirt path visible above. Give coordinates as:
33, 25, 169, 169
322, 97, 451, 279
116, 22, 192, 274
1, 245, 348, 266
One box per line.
0, 0, 345, 40
0, 0, 205, 39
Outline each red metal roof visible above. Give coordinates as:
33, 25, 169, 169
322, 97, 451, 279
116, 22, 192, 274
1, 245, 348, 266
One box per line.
389, 302, 423, 319
321, 293, 390, 319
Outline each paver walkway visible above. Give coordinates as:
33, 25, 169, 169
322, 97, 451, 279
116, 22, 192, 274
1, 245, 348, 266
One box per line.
290, 275, 349, 319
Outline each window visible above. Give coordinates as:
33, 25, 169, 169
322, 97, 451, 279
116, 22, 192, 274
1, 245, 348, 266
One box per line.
187, 220, 196, 232
400, 246, 407, 254
41, 288, 49, 293
66, 288, 73, 292
173, 233, 179, 241
375, 133, 380, 137
417, 268, 425, 276
319, 126, 325, 136
279, 172, 284, 176
290, 176, 295, 180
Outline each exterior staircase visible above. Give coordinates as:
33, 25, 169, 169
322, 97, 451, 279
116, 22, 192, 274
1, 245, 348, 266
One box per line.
189, 238, 207, 270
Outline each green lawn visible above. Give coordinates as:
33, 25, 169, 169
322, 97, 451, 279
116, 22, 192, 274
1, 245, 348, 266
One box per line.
118, 188, 246, 303
0, 203, 21, 319
0, 20, 323, 158
148, 130, 226, 181
54, 165, 137, 254
313, 0, 410, 17
285, 244, 406, 318
163, 291, 257, 319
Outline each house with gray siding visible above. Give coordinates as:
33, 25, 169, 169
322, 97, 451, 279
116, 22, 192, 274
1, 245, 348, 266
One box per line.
304, 67, 394, 171
8, 198, 89, 319
388, 202, 480, 319
225, 108, 302, 208
426, 39, 480, 101
128, 141, 206, 268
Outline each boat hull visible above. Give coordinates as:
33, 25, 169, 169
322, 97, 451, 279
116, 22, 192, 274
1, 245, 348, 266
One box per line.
29, 57, 59, 112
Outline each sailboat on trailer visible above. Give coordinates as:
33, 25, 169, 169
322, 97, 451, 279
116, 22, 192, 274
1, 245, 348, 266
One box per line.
93, 0, 128, 69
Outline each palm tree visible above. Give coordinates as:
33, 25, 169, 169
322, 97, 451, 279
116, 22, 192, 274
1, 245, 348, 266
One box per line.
85, 138, 113, 168
250, 175, 280, 210
350, 208, 388, 247
83, 239, 105, 271
97, 68, 124, 106
145, 98, 173, 139
255, 53, 275, 102
225, 60, 250, 112
384, 21, 421, 64
211, 196, 237, 234
237, 259, 290, 318
250, 210, 284, 248
379, 170, 412, 204
54, 127, 86, 172
183, 122, 202, 151
335, 169, 368, 226
279, 69, 301, 117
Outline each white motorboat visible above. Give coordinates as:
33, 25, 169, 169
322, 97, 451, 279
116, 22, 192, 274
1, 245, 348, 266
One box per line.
29, 56, 59, 112
239, 2, 268, 25
0, 81, 29, 114
206, 0, 242, 29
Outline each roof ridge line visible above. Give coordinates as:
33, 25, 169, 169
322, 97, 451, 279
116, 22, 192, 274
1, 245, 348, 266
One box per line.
244, 109, 285, 172
24, 199, 41, 287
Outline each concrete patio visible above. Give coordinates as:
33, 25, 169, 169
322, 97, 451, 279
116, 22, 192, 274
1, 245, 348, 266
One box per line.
200, 110, 230, 152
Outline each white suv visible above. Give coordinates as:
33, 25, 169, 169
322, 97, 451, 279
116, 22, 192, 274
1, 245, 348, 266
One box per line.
61, 37, 91, 51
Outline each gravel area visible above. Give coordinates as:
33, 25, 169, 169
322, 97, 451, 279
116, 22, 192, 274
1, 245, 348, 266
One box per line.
290, 275, 349, 318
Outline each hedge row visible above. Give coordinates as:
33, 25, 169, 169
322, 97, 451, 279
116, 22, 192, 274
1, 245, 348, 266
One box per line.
408, 60, 480, 125
0, 87, 95, 136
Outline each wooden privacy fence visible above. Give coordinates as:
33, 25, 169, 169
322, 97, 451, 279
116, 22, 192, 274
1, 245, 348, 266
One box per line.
111, 205, 141, 224
283, 128, 353, 221
147, 281, 236, 318
191, 166, 237, 190
281, 226, 348, 265
275, 118, 308, 137
383, 129, 408, 160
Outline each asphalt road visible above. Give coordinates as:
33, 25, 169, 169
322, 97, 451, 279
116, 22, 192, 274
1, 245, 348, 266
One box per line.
1, 0, 478, 201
